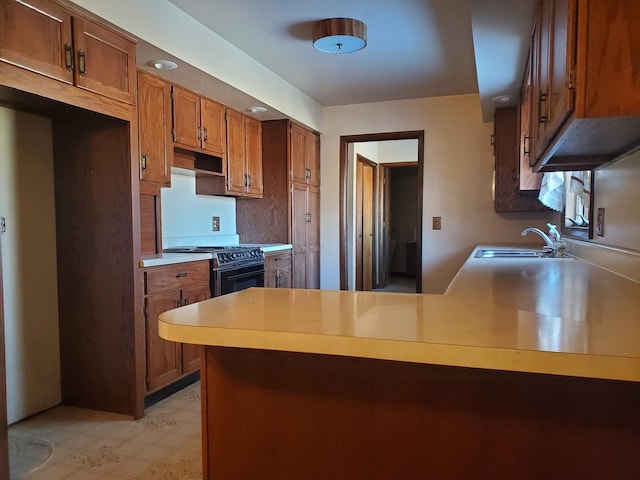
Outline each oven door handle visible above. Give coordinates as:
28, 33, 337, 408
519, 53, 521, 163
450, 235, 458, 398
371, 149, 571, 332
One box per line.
226, 269, 265, 282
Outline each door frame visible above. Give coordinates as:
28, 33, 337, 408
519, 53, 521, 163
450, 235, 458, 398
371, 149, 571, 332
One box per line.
0, 231, 8, 479
339, 131, 424, 293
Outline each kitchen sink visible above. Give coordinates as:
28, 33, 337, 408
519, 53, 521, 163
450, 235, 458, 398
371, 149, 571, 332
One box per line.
474, 248, 574, 259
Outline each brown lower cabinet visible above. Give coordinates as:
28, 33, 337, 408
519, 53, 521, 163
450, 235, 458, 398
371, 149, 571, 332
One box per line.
143, 261, 210, 393
264, 250, 292, 288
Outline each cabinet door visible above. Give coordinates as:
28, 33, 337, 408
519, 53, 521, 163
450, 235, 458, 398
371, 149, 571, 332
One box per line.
306, 185, 321, 289
180, 285, 209, 373
519, 55, 542, 191
226, 108, 247, 194
277, 266, 292, 289
0, 0, 73, 84
172, 86, 201, 149
306, 131, 320, 187
530, 0, 552, 165
138, 71, 172, 184
290, 182, 308, 288
201, 98, 226, 157
546, 0, 576, 138
145, 291, 182, 393
290, 123, 309, 184
245, 116, 263, 197
72, 17, 136, 104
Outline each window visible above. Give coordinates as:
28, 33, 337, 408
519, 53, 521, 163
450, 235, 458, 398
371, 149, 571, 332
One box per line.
562, 171, 593, 240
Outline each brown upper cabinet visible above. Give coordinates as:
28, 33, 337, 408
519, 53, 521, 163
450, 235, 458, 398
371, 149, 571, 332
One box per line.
290, 123, 320, 187
527, 0, 640, 171
138, 70, 172, 185
0, 0, 136, 104
172, 86, 227, 158
495, 107, 547, 212
518, 53, 543, 192
226, 109, 263, 197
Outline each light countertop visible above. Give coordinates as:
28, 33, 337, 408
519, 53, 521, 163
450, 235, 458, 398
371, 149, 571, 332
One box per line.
159, 245, 640, 382
140, 243, 292, 267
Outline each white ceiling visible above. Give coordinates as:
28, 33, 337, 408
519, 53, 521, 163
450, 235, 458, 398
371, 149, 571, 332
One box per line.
158, 0, 537, 121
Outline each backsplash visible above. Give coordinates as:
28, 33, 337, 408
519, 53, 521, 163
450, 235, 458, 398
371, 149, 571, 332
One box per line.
161, 170, 239, 247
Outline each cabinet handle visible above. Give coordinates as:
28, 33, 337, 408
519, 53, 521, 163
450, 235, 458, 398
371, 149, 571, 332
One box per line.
306, 213, 311, 223
176, 299, 182, 307
175, 272, 189, 278
141, 153, 147, 171
183, 298, 190, 306
490, 134, 495, 147
538, 91, 548, 124
275, 271, 280, 288
64, 44, 74, 72
523, 135, 530, 155
247, 174, 252, 187
197, 126, 202, 141
203, 127, 208, 142
78, 51, 86, 78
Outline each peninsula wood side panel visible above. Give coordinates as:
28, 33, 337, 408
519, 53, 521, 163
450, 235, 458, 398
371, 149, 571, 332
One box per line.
202, 346, 640, 480
0, 238, 7, 479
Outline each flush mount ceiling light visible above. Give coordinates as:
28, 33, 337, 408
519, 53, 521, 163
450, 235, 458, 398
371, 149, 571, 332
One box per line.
313, 18, 367, 54
147, 59, 178, 70
247, 106, 268, 114
491, 94, 513, 104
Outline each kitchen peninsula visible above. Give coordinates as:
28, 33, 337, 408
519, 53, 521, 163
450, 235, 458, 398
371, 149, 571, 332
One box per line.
160, 246, 640, 479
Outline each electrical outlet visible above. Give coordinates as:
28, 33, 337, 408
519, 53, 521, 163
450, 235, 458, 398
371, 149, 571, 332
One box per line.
596, 208, 605, 237
433, 216, 442, 230
212, 216, 220, 232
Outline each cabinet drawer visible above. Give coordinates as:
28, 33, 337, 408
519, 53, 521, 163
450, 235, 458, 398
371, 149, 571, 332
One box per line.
145, 261, 210, 295
264, 251, 292, 270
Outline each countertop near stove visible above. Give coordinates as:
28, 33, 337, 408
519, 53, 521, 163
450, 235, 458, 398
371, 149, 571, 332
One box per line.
139, 244, 292, 267
159, 244, 640, 382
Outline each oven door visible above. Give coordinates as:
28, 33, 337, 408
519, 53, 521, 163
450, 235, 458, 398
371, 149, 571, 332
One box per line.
213, 262, 265, 297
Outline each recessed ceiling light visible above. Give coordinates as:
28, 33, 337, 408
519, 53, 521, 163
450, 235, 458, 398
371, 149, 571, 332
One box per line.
148, 60, 178, 70
247, 106, 268, 114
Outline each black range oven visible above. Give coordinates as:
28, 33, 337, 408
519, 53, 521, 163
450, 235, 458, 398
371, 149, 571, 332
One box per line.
163, 246, 264, 297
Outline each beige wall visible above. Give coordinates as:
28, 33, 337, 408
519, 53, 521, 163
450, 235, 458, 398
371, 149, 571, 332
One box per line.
592, 150, 640, 252
321, 95, 557, 293
0, 107, 61, 423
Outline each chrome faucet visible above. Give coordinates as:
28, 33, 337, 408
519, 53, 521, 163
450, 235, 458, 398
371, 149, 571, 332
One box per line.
521, 227, 556, 250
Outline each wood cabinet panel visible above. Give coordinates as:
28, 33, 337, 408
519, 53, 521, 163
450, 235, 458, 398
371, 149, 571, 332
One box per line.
264, 250, 292, 288
495, 107, 548, 212
138, 70, 171, 185
181, 285, 209, 373
245, 116, 263, 197
306, 132, 320, 187
144, 261, 210, 393
140, 193, 160, 255
527, 0, 640, 171
201, 98, 226, 156
172, 86, 201, 149
226, 108, 247, 195
145, 291, 182, 392
237, 120, 320, 288
1, 0, 136, 104
172, 86, 227, 159
519, 54, 543, 191
72, 17, 136, 104
0, 0, 73, 83
144, 261, 210, 295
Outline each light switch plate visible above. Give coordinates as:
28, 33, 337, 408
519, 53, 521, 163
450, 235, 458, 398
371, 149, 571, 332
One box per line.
433, 216, 442, 230
212, 216, 220, 232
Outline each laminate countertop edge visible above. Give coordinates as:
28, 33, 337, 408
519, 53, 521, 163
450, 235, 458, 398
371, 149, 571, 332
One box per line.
159, 244, 640, 382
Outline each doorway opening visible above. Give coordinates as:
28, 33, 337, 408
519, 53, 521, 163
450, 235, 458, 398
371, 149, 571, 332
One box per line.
339, 131, 424, 293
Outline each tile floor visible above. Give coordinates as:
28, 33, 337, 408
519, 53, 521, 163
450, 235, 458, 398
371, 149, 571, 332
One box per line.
373, 275, 416, 293
8, 382, 202, 479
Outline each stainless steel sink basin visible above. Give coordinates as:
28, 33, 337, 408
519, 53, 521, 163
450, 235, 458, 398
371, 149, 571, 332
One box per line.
474, 248, 574, 259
